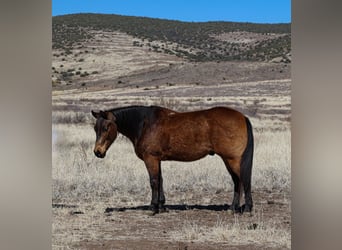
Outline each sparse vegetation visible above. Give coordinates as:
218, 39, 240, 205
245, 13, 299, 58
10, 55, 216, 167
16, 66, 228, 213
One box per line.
170, 215, 290, 248
53, 13, 290, 62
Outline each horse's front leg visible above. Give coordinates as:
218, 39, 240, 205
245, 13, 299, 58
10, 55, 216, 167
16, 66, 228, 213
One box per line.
143, 155, 165, 214
158, 163, 167, 212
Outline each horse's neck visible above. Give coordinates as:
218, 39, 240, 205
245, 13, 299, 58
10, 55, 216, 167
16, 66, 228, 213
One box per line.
113, 108, 146, 144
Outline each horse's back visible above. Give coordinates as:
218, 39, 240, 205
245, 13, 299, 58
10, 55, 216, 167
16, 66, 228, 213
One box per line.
156, 106, 247, 142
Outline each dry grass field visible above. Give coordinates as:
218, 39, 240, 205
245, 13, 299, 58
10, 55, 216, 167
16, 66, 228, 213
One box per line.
52, 80, 290, 249
52, 17, 290, 249
52, 124, 290, 249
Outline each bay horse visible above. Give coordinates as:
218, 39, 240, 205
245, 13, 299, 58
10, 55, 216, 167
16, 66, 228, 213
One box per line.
91, 105, 254, 214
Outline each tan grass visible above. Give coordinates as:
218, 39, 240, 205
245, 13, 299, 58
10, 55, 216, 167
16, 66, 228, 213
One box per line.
170, 210, 290, 248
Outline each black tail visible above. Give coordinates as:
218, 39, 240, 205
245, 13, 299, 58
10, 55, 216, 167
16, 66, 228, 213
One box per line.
240, 117, 254, 211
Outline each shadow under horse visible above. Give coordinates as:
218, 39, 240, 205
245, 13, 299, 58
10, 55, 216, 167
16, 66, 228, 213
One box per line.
91, 105, 254, 214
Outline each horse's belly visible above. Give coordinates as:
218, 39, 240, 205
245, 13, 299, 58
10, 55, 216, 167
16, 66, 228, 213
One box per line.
162, 146, 210, 161
160, 132, 212, 161
163, 153, 208, 161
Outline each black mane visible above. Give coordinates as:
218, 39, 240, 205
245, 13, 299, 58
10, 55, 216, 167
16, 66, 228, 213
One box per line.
108, 105, 160, 144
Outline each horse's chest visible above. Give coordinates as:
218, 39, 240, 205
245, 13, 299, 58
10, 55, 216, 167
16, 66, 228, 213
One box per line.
134, 129, 168, 158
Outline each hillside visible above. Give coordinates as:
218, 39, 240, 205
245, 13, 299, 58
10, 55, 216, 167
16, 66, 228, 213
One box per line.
53, 13, 291, 62
52, 14, 291, 89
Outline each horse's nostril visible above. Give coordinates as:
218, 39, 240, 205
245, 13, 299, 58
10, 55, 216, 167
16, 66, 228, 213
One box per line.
94, 150, 105, 158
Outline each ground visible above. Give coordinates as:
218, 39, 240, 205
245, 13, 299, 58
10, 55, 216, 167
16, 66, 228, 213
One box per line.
53, 191, 290, 249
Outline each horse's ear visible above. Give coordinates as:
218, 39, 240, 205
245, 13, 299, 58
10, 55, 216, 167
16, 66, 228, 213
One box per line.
99, 110, 110, 120
106, 111, 116, 122
91, 110, 101, 118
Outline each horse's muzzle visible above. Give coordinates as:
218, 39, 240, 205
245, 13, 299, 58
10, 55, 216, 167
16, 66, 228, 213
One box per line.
94, 150, 105, 158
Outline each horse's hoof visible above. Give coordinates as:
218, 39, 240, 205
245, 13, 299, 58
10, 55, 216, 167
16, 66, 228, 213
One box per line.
149, 204, 159, 216
159, 206, 169, 213
245, 211, 253, 217
242, 205, 253, 214
164, 208, 169, 213
229, 204, 242, 214
149, 209, 159, 216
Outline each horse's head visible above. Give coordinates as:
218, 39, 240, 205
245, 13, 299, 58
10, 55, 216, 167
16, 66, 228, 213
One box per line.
91, 110, 118, 158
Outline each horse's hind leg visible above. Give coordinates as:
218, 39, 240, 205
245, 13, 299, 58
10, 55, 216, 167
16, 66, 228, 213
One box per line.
222, 157, 242, 213
241, 167, 253, 213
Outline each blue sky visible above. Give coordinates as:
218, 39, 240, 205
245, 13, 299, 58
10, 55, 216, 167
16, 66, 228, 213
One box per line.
52, 0, 291, 24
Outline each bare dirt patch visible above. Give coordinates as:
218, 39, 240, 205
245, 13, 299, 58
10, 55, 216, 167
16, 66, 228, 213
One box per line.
213, 31, 286, 44
53, 191, 290, 249
52, 31, 183, 88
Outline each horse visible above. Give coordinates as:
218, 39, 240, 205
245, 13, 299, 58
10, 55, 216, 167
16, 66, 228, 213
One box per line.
91, 105, 254, 214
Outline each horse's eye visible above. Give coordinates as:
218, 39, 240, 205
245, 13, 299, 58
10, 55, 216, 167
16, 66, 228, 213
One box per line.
103, 126, 108, 132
